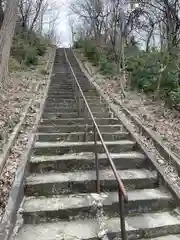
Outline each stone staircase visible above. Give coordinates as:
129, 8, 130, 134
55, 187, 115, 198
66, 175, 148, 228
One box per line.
13, 49, 180, 240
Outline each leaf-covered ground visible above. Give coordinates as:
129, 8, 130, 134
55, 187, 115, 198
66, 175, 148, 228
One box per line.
79, 52, 180, 159
0, 47, 54, 221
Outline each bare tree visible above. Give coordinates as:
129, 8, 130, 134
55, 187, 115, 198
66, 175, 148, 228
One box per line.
42, 2, 61, 44
29, 0, 44, 31
0, 0, 18, 89
0, 0, 4, 28
19, 0, 33, 28
18, 0, 48, 32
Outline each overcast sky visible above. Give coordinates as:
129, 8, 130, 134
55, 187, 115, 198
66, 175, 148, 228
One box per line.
47, 0, 72, 47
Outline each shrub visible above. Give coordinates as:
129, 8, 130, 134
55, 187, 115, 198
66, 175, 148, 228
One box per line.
11, 34, 27, 63
83, 40, 100, 65
24, 47, 38, 66
169, 88, 180, 108
11, 32, 47, 66
40, 68, 48, 75
126, 51, 178, 94
74, 39, 84, 49
32, 37, 47, 56
99, 56, 116, 76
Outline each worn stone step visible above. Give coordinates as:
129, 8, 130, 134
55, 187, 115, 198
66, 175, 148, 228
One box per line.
49, 87, 93, 92
43, 106, 108, 113
44, 102, 105, 108
48, 84, 72, 87
50, 79, 71, 82
47, 92, 73, 95
14, 211, 180, 240
48, 88, 73, 92
47, 90, 73, 93
30, 151, 146, 173
13, 218, 100, 240
48, 90, 73, 93
105, 211, 180, 239
44, 102, 106, 108
45, 99, 105, 105
47, 94, 74, 98
43, 107, 78, 113
36, 131, 129, 142
49, 82, 91, 87
45, 98, 75, 103
48, 86, 73, 89
48, 88, 95, 92
33, 140, 136, 155
42, 112, 78, 119
47, 92, 98, 97
42, 112, 111, 119
40, 118, 120, 126
25, 169, 157, 196
47, 93, 74, 97
141, 236, 180, 240
22, 188, 174, 224
46, 96, 101, 101
37, 125, 124, 133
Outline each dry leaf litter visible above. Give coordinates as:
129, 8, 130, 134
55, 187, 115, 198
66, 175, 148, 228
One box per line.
0, 47, 54, 221
77, 53, 180, 195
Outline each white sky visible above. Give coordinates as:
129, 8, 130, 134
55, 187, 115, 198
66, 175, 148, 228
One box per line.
47, 0, 72, 47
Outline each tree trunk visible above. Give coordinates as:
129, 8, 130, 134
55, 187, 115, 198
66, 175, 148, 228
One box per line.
146, 25, 154, 52
29, 0, 43, 31
0, 0, 4, 28
0, 0, 18, 89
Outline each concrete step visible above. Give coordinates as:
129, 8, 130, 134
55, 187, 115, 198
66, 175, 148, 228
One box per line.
43, 108, 79, 113
40, 118, 120, 126
42, 112, 78, 119
14, 211, 180, 240
47, 90, 73, 93
140, 236, 180, 240
30, 151, 146, 173
48, 86, 73, 90
47, 92, 98, 97
47, 94, 74, 98
48, 88, 95, 92
48, 85, 73, 88
36, 131, 130, 142
22, 188, 174, 224
33, 140, 136, 155
45, 99, 105, 105
43, 106, 108, 113
105, 211, 180, 239
44, 102, 106, 108
46, 96, 101, 101
25, 169, 157, 196
46, 93, 74, 97
13, 218, 100, 240
37, 125, 124, 133
42, 112, 111, 119
48, 88, 73, 91
49, 82, 90, 86
45, 98, 75, 102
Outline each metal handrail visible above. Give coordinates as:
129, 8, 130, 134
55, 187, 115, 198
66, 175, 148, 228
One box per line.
64, 48, 128, 240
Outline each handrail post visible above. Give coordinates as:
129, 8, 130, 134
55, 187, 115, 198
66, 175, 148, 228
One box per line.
94, 124, 100, 194
78, 94, 81, 117
83, 101, 88, 142
73, 72, 75, 96
118, 187, 127, 240
75, 84, 78, 114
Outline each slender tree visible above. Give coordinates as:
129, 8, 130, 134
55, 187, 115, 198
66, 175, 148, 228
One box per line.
0, 0, 19, 89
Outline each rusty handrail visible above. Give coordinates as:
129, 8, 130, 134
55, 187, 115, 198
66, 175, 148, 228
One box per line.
64, 48, 128, 239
